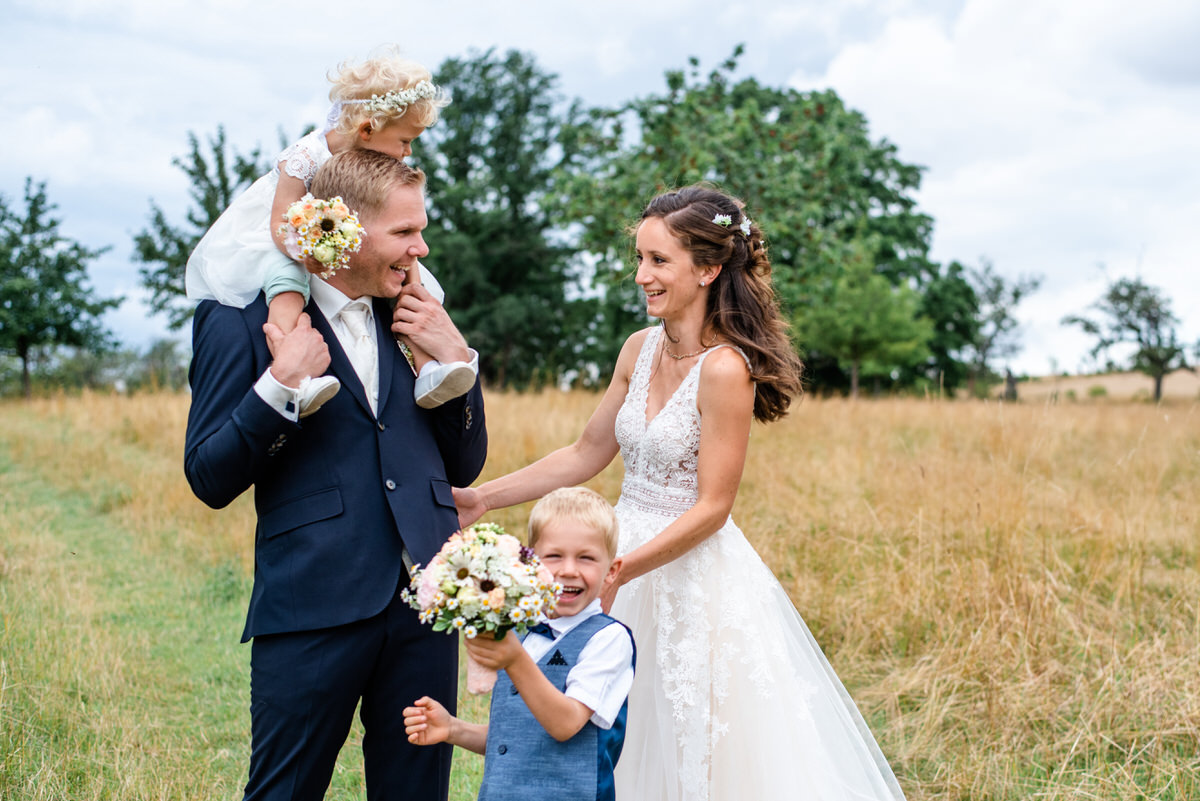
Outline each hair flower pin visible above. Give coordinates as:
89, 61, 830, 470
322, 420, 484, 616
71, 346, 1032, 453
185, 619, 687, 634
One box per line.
712, 213, 733, 227
739, 217, 752, 237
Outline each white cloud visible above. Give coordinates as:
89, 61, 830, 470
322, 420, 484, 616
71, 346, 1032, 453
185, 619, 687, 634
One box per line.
3, 0, 1196, 370
785, 0, 1200, 374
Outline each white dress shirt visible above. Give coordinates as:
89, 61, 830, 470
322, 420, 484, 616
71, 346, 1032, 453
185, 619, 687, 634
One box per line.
255, 275, 478, 419
523, 599, 635, 729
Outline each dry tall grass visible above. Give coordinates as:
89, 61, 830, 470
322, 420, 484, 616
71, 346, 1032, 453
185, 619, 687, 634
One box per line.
2, 390, 1198, 799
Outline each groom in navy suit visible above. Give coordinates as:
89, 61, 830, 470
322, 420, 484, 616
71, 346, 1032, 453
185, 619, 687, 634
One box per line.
184, 149, 487, 801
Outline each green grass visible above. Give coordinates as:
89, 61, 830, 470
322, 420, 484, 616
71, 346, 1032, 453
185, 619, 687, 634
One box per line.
4, 391, 1200, 800
0, 400, 485, 800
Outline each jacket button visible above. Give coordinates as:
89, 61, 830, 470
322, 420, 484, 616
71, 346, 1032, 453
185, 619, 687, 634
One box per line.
497, 745, 507, 755
377, 421, 386, 431
385, 479, 396, 490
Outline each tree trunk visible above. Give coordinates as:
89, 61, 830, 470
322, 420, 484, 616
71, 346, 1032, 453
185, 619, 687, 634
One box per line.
850, 360, 860, 398
19, 343, 31, 398
1154, 372, 1163, 402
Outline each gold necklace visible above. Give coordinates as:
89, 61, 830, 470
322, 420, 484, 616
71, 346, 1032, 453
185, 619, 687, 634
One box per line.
660, 320, 712, 359
664, 342, 711, 360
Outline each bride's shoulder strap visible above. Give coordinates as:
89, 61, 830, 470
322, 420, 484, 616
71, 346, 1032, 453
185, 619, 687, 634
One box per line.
703, 343, 751, 372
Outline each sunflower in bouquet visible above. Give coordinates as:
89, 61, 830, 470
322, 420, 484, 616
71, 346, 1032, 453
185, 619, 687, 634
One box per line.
277, 193, 365, 278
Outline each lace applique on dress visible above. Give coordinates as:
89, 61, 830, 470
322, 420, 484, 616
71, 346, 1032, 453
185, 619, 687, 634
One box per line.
276, 131, 331, 188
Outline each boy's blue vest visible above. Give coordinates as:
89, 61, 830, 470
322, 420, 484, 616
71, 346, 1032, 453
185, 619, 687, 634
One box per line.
477, 613, 634, 801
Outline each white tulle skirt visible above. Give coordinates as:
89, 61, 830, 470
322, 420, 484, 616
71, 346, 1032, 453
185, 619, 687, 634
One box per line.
610, 489, 906, 801
185, 171, 292, 307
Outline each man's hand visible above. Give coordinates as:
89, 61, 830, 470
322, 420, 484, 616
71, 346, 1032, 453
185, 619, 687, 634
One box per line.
392, 283, 471, 365
263, 313, 331, 388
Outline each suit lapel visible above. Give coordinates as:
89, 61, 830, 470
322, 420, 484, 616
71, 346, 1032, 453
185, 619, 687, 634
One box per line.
372, 297, 395, 414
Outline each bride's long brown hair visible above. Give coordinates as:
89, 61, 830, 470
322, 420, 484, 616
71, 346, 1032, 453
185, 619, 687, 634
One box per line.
639, 185, 803, 422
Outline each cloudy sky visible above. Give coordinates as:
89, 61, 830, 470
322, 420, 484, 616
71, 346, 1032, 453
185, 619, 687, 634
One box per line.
5, 0, 1198, 376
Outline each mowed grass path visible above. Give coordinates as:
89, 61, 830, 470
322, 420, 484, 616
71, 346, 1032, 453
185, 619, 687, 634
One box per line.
2, 391, 1199, 799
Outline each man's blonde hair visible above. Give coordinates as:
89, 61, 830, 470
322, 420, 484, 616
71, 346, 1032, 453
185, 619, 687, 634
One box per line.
310, 148, 425, 220
528, 487, 619, 558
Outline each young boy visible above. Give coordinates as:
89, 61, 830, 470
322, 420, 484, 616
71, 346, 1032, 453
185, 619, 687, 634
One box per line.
403, 487, 635, 801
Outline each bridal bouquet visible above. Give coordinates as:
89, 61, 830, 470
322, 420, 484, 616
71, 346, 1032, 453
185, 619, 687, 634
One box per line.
402, 522, 562, 692
277, 194, 365, 278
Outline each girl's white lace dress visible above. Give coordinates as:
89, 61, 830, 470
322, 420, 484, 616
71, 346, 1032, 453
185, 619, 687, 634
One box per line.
610, 326, 905, 801
186, 130, 333, 307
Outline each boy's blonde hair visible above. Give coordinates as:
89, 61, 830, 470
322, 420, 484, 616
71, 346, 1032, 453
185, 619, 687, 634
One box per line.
327, 47, 451, 133
528, 487, 619, 558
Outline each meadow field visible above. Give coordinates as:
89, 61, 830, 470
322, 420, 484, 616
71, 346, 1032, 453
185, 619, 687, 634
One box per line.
1, 390, 1198, 800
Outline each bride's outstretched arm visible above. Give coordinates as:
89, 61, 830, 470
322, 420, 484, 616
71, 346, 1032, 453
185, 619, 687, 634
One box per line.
454, 331, 647, 527
605, 348, 754, 600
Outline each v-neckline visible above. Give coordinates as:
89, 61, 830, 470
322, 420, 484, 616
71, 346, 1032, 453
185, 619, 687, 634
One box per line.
642, 328, 708, 428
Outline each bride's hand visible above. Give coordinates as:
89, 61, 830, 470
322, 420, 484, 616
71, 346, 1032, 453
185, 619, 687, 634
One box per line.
453, 486, 487, 529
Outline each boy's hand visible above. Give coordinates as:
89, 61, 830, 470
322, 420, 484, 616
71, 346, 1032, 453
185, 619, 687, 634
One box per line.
403, 696, 453, 746
463, 629, 525, 671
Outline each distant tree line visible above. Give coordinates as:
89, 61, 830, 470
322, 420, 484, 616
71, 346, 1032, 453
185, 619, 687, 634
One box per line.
2, 47, 1196, 398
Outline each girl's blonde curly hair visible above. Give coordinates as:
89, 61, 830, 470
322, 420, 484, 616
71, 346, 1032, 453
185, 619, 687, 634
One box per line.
327, 48, 450, 133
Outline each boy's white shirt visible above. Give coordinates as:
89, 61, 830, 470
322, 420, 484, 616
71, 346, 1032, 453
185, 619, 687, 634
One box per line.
522, 599, 634, 729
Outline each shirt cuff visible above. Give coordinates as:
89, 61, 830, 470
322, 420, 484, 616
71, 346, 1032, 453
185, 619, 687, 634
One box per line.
255, 369, 301, 422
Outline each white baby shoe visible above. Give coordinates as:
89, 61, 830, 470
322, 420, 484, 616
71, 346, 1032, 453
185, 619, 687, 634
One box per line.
414, 361, 477, 409
298, 375, 341, 418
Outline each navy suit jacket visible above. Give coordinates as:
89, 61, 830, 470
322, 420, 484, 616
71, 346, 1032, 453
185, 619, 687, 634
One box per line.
184, 295, 487, 642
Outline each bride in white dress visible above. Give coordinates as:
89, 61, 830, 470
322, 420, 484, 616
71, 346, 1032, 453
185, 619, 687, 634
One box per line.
455, 185, 905, 801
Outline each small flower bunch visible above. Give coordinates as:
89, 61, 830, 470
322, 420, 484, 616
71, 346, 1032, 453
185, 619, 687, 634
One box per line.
402, 522, 561, 640
712, 212, 753, 237
277, 194, 365, 278
403, 522, 561, 693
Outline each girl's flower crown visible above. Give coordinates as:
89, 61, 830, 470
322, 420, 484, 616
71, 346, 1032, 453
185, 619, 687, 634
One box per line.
712, 213, 753, 237
345, 80, 444, 115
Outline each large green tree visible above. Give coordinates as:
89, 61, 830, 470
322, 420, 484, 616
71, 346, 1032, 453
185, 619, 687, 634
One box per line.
900, 259, 979, 395
556, 46, 936, 383
793, 240, 932, 397
0, 179, 121, 397
421, 49, 594, 388
133, 127, 271, 329
1062, 276, 1191, 402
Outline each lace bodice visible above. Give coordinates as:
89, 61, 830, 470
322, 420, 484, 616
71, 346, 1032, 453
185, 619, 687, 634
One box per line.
275, 130, 333, 189
614, 326, 746, 518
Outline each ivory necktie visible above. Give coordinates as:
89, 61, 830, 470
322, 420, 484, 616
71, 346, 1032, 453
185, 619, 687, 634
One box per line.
340, 301, 378, 415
